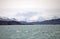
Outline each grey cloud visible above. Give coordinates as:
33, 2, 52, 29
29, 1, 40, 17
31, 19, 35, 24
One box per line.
16, 12, 38, 17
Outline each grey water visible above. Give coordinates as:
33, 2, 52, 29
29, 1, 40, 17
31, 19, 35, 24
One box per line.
0, 25, 60, 39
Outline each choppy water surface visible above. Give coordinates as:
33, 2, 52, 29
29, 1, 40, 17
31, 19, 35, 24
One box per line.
0, 25, 60, 39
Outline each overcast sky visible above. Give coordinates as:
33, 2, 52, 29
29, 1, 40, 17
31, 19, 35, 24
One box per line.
0, 0, 60, 9
0, 0, 60, 22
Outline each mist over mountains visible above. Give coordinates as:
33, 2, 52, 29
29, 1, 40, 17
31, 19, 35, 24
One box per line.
0, 9, 60, 25
0, 9, 60, 22
0, 16, 60, 25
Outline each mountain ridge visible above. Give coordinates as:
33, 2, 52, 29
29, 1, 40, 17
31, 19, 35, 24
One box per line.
0, 17, 60, 25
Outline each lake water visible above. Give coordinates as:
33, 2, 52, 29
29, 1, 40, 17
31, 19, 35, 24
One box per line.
0, 25, 60, 39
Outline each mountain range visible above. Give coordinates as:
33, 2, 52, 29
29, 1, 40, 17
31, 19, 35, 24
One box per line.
0, 17, 60, 25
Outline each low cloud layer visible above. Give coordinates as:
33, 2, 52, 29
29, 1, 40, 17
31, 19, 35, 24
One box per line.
0, 9, 60, 22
